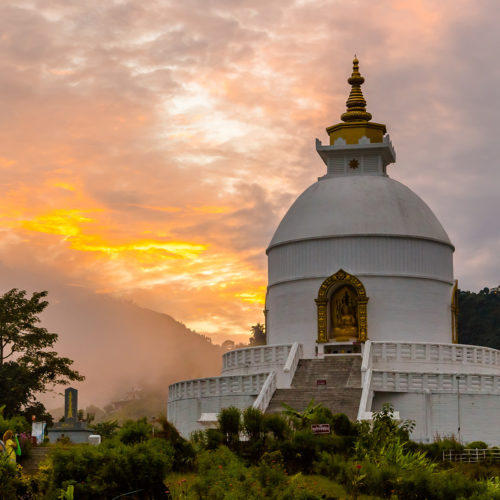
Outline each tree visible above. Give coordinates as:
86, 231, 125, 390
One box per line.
458, 288, 500, 349
249, 323, 266, 346
0, 288, 84, 416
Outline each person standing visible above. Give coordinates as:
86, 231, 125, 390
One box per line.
2, 430, 18, 464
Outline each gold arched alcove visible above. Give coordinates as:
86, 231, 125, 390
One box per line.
315, 269, 368, 343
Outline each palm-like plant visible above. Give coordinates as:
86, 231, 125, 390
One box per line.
280, 399, 323, 430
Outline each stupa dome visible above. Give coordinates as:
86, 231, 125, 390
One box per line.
268, 175, 452, 251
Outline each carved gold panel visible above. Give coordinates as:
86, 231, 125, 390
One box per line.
315, 269, 368, 343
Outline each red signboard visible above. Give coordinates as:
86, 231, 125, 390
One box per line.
316, 379, 327, 385
311, 424, 330, 435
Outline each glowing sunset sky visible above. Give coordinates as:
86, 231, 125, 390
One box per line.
1, 0, 499, 342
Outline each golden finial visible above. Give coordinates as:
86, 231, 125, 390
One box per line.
340, 56, 372, 122
325, 56, 386, 145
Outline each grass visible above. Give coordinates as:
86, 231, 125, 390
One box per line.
164, 472, 379, 499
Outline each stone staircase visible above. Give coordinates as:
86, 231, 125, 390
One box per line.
265, 355, 362, 420
21, 446, 52, 475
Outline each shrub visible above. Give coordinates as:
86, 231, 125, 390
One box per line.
89, 420, 119, 440
313, 451, 346, 480
278, 431, 319, 474
420, 434, 465, 461
0, 406, 29, 436
49, 438, 174, 498
242, 407, 264, 441
117, 417, 150, 444
264, 413, 289, 441
466, 441, 489, 450
0, 454, 31, 498
218, 406, 241, 447
330, 413, 356, 437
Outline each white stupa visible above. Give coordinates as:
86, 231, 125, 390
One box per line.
168, 58, 500, 443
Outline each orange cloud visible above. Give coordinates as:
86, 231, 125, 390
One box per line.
0, 0, 498, 342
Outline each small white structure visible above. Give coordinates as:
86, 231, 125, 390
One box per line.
88, 434, 101, 446
168, 58, 500, 443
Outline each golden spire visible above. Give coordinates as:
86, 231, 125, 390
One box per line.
341, 57, 372, 122
326, 56, 386, 145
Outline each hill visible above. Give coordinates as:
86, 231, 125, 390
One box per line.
458, 288, 500, 350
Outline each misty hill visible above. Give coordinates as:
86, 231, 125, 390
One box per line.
458, 288, 500, 349
39, 287, 225, 410
0, 262, 225, 411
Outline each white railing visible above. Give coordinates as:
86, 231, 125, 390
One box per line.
222, 344, 293, 372
168, 373, 270, 402
443, 449, 500, 463
252, 371, 277, 413
360, 340, 372, 385
357, 368, 373, 421
283, 342, 302, 383
356, 340, 373, 420
371, 371, 500, 394
371, 342, 500, 374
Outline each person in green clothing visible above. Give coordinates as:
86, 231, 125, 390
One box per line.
2, 430, 19, 464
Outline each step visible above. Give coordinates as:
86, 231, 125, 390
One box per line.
21, 447, 52, 475
265, 355, 363, 421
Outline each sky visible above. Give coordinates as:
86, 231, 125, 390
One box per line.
1, 0, 499, 343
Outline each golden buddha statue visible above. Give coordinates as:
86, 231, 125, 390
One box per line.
331, 286, 358, 341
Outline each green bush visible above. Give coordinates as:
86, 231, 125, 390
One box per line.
420, 435, 465, 460
89, 419, 119, 440
242, 407, 264, 441
312, 451, 346, 479
48, 438, 174, 498
117, 417, 150, 444
218, 406, 241, 448
330, 413, 355, 436
263, 413, 289, 441
396, 469, 486, 500
0, 454, 31, 499
466, 441, 489, 450
0, 406, 29, 436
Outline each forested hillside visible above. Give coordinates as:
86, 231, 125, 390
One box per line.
458, 288, 500, 349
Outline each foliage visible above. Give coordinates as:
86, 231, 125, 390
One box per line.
458, 288, 500, 349
47, 438, 174, 498
418, 434, 465, 460
58, 484, 74, 500
0, 405, 29, 436
89, 419, 119, 440
218, 406, 241, 448
378, 438, 435, 472
281, 399, 322, 430
263, 413, 289, 441
249, 323, 266, 346
242, 407, 264, 441
354, 403, 415, 459
192, 446, 328, 499
466, 441, 489, 450
0, 289, 83, 417
0, 454, 31, 499
117, 417, 151, 444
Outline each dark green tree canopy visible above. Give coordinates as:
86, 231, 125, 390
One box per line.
249, 323, 266, 346
0, 288, 84, 417
458, 288, 500, 349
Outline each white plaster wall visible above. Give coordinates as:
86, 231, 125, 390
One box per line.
168, 394, 257, 439
267, 275, 452, 358
267, 278, 320, 358
372, 392, 500, 445
268, 237, 453, 286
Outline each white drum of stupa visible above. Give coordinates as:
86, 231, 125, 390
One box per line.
265, 58, 455, 358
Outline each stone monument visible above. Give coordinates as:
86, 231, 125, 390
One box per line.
48, 387, 93, 443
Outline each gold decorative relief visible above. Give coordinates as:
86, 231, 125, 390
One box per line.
349, 158, 359, 169
315, 269, 368, 343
